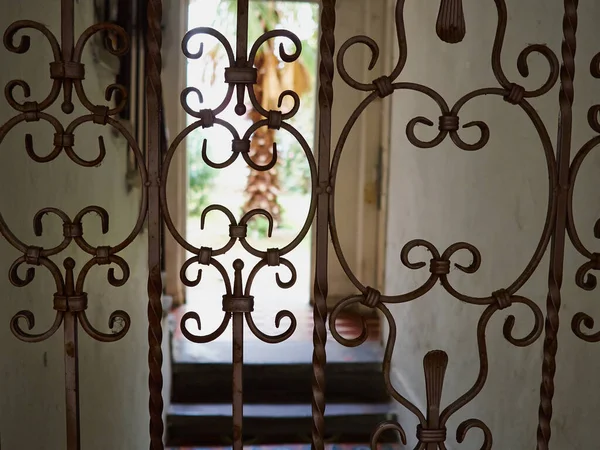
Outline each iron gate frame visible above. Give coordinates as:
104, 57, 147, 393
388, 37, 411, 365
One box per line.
0, 0, 598, 449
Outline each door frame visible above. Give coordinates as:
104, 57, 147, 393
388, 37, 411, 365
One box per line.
162, 0, 189, 307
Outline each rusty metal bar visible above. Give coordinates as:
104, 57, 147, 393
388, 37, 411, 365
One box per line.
147, 0, 165, 449
234, 0, 250, 115
236, 0, 249, 64
537, 1, 579, 449
231, 258, 246, 450
312, 1, 336, 449
63, 257, 80, 450
232, 311, 244, 450
60, 0, 74, 114
60, 0, 73, 60
61, 3, 80, 449
64, 311, 81, 450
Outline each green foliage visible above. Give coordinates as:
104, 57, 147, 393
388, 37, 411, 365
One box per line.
187, 132, 217, 217
188, 0, 319, 227
246, 214, 273, 237
280, 140, 311, 196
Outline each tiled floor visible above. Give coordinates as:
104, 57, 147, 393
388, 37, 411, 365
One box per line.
172, 302, 380, 343
171, 301, 381, 365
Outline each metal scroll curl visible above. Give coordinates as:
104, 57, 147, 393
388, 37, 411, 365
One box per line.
10, 309, 65, 343
328, 0, 558, 448
569, 51, 600, 343
330, 292, 542, 449
3, 21, 62, 111
162, 20, 317, 327
162, 11, 317, 447
2, 203, 141, 345
0, 11, 147, 447
181, 309, 232, 344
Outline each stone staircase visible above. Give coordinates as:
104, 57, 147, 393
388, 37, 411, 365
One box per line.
165, 309, 397, 447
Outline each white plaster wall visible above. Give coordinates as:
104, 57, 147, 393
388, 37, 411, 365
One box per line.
383, 1, 600, 449
0, 1, 149, 449
327, 0, 387, 307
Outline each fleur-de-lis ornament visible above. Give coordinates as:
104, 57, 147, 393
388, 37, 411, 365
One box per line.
436, 0, 466, 44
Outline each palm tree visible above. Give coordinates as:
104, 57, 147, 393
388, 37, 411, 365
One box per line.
242, 3, 312, 226
191, 0, 315, 228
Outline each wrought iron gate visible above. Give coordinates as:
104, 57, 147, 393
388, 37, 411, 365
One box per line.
1, 0, 598, 449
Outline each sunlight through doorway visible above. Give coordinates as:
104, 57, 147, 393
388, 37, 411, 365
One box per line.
183, 0, 319, 339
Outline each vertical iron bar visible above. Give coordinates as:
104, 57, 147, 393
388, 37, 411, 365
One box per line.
134, 0, 143, 169
236, 0, 249, 64
312, 1, 336, 449
147, 0, 164, 449
234, 0, 250, 115
61, 2, 79, 447
64, 312, 81, 450
230, 259, 246, 450
537, 1, 578, 449
232, 312, 244, 450
232, 1, 249, 443
61, 0, 74, 60
61, 0, 75, 114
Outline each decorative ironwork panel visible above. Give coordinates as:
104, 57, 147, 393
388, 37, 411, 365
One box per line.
326, 0, 594, 449
1, 0, 599, 449
0, 0, 156, 448
162, 1, 318, 450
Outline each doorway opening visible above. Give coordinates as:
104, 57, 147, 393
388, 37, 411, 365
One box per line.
166, 2, 393, 448
183, 0, 318, 339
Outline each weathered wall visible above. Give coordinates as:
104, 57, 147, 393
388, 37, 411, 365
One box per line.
383, 1, 600, 449
0, 1, 149, 449
326, 0, 387, 308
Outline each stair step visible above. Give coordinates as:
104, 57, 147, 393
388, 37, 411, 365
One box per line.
166, 403, 397, 447
166, 445, 400, 450
172, 340, 388, 404
167, 446, 399, 450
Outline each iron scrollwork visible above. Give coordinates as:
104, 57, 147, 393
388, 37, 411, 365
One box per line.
569, 51, 600, 342
0, 2, 147, 447
162, 1, 315, 449
327, 0, 569, 448
2, 0, 598, 449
